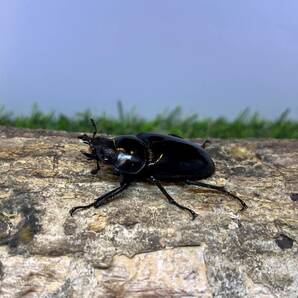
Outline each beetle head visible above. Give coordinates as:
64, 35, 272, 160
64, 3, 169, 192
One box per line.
79, 118, 117, 166
79, 133, 117, 164
79, 119, 147, 175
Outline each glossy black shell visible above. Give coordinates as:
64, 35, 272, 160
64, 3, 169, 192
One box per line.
113, 135, 147, 174
113, 133, 215, 180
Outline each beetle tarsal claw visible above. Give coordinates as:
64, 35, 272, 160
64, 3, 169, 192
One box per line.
91, 167, 100, 175
69, 207, 79, 216
238, 201, 248, 212
69, 206, 86, 216
202, 139, 211, 148
191, 211, 198, 220
69, 203, 95, 216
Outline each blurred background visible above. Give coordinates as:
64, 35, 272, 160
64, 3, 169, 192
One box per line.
1, 0, 298, 138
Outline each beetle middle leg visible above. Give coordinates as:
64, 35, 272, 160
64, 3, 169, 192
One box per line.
150, 176, 198, 220
185, 180, 247, 211
70, 181, 130, 216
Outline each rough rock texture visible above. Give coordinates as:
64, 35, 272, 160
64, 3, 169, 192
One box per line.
0, 126, 297, 297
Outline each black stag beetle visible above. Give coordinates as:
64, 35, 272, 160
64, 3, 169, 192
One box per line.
70, 119, 247, 219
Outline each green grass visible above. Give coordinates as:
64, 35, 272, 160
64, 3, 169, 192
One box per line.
0, 102, 297, 138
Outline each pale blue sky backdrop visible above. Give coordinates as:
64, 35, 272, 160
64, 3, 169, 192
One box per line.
1, 0, 298, 118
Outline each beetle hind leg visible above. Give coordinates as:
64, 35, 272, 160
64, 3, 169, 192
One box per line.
150, 176, 198, 220
185, 180, 247, 212
201, 139, 211, 148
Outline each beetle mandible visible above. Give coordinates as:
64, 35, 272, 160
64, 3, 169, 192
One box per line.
70, 119, 247, 219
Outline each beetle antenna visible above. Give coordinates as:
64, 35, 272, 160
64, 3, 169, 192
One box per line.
90, 118, 97, 140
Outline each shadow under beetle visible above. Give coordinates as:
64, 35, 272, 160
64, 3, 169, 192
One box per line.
70, 119, 247, 219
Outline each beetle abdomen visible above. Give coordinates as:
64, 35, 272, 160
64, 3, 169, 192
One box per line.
137, 133, 215, 180
149, 154, 215, 180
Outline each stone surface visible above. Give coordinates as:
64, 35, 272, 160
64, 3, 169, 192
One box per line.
0, 126, 297, 297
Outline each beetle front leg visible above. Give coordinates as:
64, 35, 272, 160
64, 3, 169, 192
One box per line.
91, 160, 100, 175
185, 180, 247, 212
70, 181, 130, 216
150, 176, 198, 220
